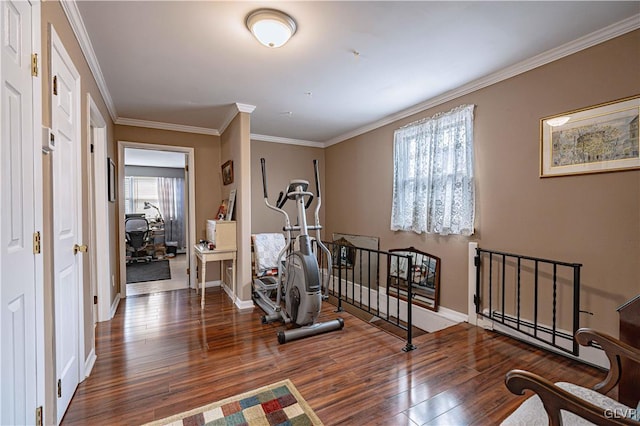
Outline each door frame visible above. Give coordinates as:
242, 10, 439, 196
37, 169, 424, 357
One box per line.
117, 141, 196, 297
87, 94, 110, 324
31, 0, 45, 418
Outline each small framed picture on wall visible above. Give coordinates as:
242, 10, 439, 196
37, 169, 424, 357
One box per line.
222, 160, 233, 185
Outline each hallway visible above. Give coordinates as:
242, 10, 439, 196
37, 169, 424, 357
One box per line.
61, 288, 603, 425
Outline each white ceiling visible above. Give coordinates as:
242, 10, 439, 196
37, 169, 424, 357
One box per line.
73, 1, 640, 146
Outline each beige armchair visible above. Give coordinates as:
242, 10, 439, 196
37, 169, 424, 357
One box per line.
502, 328, 640, 426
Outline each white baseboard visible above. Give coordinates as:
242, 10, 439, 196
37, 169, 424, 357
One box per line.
205, 279, 221, 288
83, 348, 97, 380
221, 281, 233, 299
235, 298, 255, 310
110, 293, 121, 319
434, 305, 469, 325
333, 280, 464, 333
489, 320, 609, 369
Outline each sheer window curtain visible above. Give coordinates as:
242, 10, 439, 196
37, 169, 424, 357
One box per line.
391, 104, 475, 236
158, 177, 185, 249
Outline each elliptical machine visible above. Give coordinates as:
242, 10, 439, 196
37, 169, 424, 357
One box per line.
253, 158, 344, 344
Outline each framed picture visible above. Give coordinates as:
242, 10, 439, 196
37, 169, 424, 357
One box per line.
226, 189, 236, 221
222, 160, 234, 185
107, 158, 116, 202
540, 95, 640, 177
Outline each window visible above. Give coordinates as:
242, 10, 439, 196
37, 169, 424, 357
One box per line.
124, 176, 160, 217
391, 104, 475, 236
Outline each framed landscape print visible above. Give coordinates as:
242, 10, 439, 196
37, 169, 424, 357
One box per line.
540, 95, 640, 177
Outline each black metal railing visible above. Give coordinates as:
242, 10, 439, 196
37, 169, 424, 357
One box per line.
474, 247, 582, 355
314, 241, 417, 352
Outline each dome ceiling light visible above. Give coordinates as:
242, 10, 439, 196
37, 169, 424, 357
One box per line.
246, 9, 297, 48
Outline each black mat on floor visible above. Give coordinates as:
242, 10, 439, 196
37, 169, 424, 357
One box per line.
126, 260, 171, 284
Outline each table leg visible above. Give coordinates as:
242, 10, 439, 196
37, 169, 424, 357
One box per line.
232, 257, 237, 300
220, 261, 224, 291
201, 259, 206, 309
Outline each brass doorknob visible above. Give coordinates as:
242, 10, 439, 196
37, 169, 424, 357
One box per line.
73, 244, 88, 255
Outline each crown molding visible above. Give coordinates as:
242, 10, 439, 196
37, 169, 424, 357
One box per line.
219, 103, 257, 134
60, 1, 638, 148
324, 14, 640, 147
115, 117, 220, 136
251, 133, 324, 148
60, 0, 118, 122
236, 103, 257, 114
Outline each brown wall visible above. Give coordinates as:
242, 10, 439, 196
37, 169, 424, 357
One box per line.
251, 141, 326, 235
221, 114, 253, 299
324, 30, 640, 337
41, 2, 116, 422
114, 125, 222, 257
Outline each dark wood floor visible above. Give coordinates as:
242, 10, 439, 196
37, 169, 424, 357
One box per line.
62, 287, 605, 425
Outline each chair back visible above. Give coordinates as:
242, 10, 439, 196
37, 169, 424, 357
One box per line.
125, 217, 150, 251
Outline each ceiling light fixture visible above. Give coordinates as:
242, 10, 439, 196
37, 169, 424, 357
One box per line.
246, 9, 296, 48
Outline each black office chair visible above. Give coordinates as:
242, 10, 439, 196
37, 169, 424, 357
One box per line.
125, 217, 152, 263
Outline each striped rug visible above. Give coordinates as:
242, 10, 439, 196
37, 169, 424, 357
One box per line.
144, 379, 323, 426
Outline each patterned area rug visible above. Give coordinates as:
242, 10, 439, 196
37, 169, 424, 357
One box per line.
144, 379, 323, 426
126, 259, 171, 284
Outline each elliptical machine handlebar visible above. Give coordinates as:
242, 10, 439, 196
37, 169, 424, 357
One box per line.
311, 160, 333, 297
260, 158, 269, 199
313, 159, 320, 197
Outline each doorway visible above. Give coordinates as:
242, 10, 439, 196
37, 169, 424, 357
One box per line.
117, 142, 196, 298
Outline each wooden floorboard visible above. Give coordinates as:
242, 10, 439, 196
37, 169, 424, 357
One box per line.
61, 287, 605, 425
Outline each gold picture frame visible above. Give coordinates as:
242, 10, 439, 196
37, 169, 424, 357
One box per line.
540, 95, 640, 177
221, 160, 234, 185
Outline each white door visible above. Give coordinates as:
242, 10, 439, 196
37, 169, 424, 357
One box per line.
88, 95, 110, 322
0, 0, 40, 424
50, 26, 83, 424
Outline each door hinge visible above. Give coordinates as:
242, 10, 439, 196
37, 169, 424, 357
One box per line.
31, 53, 38, 77
90, 143, 94, 153
185, 164, 189, 172
52, 75, 58, 96
57, 379, 62, 398
186, 267, 190, 276
33, 232, 41, 254
94, 295, 98, 305
35, 406, 43, 426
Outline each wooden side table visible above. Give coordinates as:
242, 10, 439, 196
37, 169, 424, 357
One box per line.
194, 245, 237, 309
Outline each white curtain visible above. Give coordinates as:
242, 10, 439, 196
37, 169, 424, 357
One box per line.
158, 177, 185, 248
391, 104, 475, 236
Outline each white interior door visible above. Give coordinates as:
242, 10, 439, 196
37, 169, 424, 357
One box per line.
0, 1, 38, 424
88, 95, 110, 322
50, 25, 83, 424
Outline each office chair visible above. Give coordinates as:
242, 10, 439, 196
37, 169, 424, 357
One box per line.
125, 216, 152, 263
